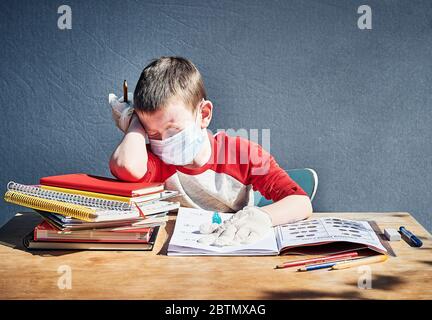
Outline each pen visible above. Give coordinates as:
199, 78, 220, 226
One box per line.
330, 255, 388, 270
399, 226, 423, 247
275, 252, 358, 269
123, 80, 128, 103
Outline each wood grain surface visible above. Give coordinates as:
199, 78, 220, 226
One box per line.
0, 211, 430, 299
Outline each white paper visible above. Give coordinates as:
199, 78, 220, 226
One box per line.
168, 207, 279, 256
92, 201, 179, 222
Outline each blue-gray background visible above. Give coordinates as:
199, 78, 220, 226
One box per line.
1, 0, 431, 231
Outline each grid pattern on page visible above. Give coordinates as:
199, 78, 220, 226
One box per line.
276, 217, 387, 253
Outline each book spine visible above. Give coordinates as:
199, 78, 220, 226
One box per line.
31, 238, 152, 243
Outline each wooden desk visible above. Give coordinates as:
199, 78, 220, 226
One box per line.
0, 211, 431, 299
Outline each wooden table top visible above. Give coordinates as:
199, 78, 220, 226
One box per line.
0, 211, 431, 300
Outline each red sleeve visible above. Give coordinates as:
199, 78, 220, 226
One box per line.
246, 140, 307, 202
138, 145, 176, 183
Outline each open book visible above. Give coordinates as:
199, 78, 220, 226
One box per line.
167, 208, 388, 256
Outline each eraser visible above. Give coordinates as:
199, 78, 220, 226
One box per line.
384, 228, 401, 241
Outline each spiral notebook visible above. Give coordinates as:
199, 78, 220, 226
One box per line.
7, 182, 132, 211
7, 182, 178, 211
4, 182, 180, 222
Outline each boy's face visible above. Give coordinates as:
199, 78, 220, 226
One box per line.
136, 97, 212, 141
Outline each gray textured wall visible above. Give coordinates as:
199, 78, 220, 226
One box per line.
1, 0, 431, 231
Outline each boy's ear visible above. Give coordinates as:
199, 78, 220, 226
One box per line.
200, 100, 213, 129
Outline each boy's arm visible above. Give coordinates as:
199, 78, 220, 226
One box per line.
109, 113, 149, 181
259, 194, 312, 226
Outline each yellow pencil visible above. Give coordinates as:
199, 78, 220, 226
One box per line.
330, 255, 388, 270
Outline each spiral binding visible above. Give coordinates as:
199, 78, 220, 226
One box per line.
6, 181, 132, 211
4, 190, 95, 222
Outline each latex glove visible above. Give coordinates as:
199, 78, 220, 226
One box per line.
198, 206, 273, 246
108, 92, 134, 133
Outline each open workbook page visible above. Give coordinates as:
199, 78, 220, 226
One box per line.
275, 217, 387, 254
168, 208, 387, 256
167, 208, 279, 256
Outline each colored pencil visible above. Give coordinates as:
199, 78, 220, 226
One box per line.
275, 252, 358, 269
330, 255, 388, 270
297, 261, 338, 272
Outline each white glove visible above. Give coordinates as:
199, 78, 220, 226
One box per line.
109, 92, 134, 133
198, 206, 273, 246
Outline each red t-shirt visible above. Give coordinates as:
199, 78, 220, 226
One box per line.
138, 131, 307, 212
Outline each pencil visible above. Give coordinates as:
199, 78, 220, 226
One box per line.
297, 261, 338, 272
330, 255, 388, 270
275, 252, 358, 269
123, 80, 128, 103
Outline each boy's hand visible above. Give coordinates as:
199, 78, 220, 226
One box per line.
198, 207, 273, 246
109, 93, 134, 133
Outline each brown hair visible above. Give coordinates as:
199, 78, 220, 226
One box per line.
133, 56, 207, 113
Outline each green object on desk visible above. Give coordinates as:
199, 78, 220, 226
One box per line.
212, 211, 222, 224
254, 168, 318, 207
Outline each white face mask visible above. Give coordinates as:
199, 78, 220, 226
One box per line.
149, 103, 207, 165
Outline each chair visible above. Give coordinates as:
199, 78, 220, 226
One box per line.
254, 168, 318, 207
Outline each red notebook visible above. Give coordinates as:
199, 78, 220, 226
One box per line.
40, 173, 163, 197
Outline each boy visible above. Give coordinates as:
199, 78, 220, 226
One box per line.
109, 56, 312, 246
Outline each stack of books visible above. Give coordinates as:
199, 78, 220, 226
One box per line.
4, 173, 180, 250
